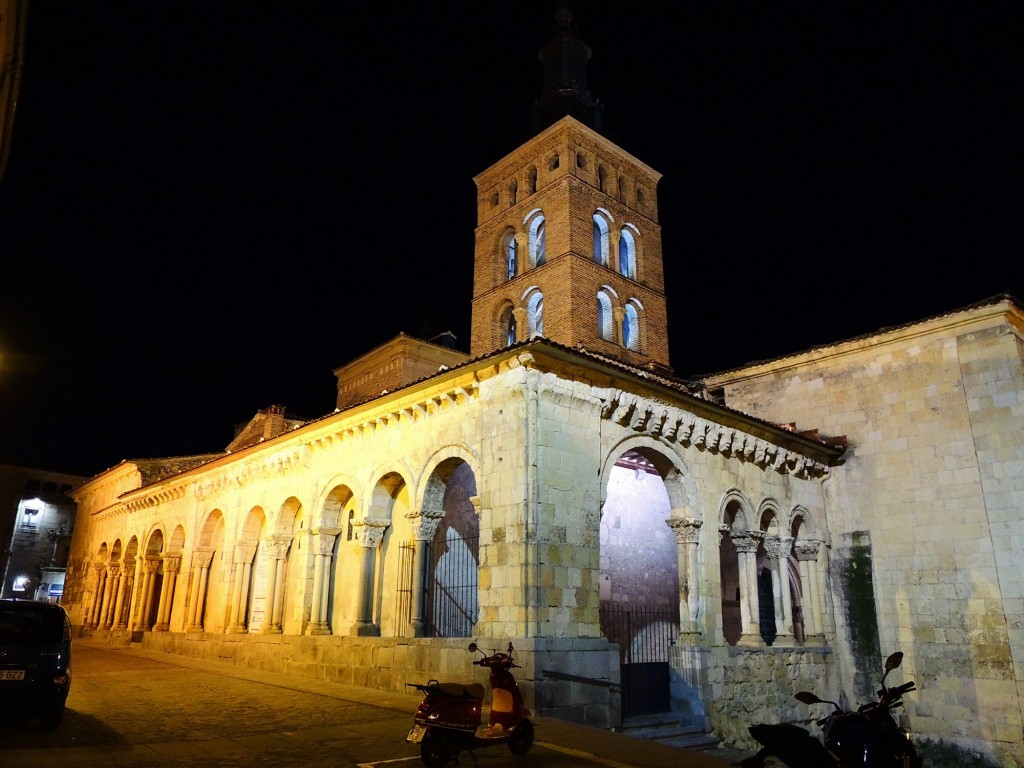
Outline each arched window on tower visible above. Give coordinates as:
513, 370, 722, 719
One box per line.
500, 304, 517, 347
619, 227, 637, 279
597, 289, 614, 341
623, 301, 641, 351
502, 230, 517, 281
528, 213, 546, 267
526, 290, 544, 337
528, 166, 538, 194
593, 212, 610, 267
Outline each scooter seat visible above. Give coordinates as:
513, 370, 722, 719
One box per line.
433, 682, 486, 699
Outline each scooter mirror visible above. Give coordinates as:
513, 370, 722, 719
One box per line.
795, 691, 821, 705
468, 642, 478, 653
885, 652, 904, 671
507, 642, 514, 653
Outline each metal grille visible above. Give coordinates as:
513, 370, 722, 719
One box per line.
425, 534, 478, 638
599, 603, 679, 663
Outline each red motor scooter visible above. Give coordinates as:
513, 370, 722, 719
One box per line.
406, 641, 534, 767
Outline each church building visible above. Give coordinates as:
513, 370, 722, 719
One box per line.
62, 9, 1024, 767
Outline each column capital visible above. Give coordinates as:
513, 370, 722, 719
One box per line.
763, 535, 794, 559
666, 517, 703, 544
234, 542, 258, 564
354, 520, 389, 549
106, 562, 121, 578
162, 551, 183, 573
310, 528, 342, 555
191, 547, 216, 569
794, 540, 822, 561
406, 508, 445, 540
730, 529, 765, 554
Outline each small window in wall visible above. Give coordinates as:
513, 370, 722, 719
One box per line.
509, 179, 518, 206
623, 303, 640, 351
527, 291, 544, 337
619, 228, 636, 279
346, 510, 355, 541
598, 165, 607, 193
490, 191, 499, 207
21, 507, 40, 528
617, 176, 626, 201
593, 214, 610, 267
637, 188, 645, 206
528, 167, 538, 194
549, 154, 560, 171
597, 291, 614, 340
529, 214, 546, 266
576, 152, 586, 168
503, 230, 518, 280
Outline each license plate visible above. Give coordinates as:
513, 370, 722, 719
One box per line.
0, 669, 25, 681
407, 725, 426, 744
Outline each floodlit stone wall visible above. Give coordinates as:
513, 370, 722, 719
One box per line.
706, 297, 1024, 766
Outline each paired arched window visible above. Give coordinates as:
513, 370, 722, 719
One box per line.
593, 212, 611, 267
526, 290, 544, 337
618, 228, 637, 279
502, 230, 518, 281
623, 302, 640, 351
500, 304, 517, 347
528, 214, 546, 267
597, 288, 615, 341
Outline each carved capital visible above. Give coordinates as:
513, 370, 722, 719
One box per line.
106, 563, 121, 578
234, 542, 258, 565
191, 548, 215, 569
666, 517, 703, 545
162, 551, 183, 574
794, 540, 822, 561
263, 535, 293, 560
354, 520, 390, 549
730, 529, 765, 554
406, 508, 445, 541
310, 528, 342, 556
763, 535, 794, 559
144, 556, 162, 575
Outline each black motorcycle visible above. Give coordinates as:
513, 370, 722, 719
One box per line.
741, 651, 922, 767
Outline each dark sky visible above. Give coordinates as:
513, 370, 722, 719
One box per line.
1, 2, 1020, 478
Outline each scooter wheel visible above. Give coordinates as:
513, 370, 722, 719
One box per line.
420, 733, 452, 768
507, 718, 534, 755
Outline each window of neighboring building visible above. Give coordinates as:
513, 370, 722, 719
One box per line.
500, 305, 517, 347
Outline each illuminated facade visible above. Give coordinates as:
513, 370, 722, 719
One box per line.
59, 9, 1024, 767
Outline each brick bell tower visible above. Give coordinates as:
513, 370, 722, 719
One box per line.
469, 4, 672, 375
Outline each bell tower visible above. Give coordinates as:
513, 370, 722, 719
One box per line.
469, 6, 671, 374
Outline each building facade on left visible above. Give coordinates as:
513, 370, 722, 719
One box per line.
0, 461, 87, 601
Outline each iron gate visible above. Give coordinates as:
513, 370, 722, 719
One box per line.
600, 604, 678, 718
397, 534, 479, 637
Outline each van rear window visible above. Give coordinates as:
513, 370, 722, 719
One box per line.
0, 605, 67, 645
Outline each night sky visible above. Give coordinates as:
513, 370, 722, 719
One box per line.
1, 2, 1020, 478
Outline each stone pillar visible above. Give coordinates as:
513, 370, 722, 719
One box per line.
666, 515, 703, 640
88, 564, 106, 627
765, 535, 796, 645
405, 508, 445, 637
113, 557, 134, 629
350, 520, 389, 636
731, 530, 765, 647
100, 563, 120, 628
183, 549, 213, 631
306, 528, 342, 635
610, 229, 622, 273
228, 543, 258, 633
136, 557, 161, 632
795, 540, 825, 641
260, 536, 292, 634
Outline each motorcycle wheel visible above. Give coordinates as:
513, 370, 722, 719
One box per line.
507, 718, 534, 755
420, 733, 452, 768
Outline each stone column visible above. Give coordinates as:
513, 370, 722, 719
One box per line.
731, 530, 765, 647
306, 528, 342, 635
184, 549, 214, 631
764, 535, 796, 645
136, 557, 161, 632
260, 536, 292, 634
350, 520, 389, 636
405, 508, 445, 637
100, 563, 120, 628
114, 557, 135, 629
88, 564, 106, 627
795, 540, 825, 640
152, 552, 181, 631
666, 515, 703, 640
609, 229, 622, 273
228, 543, 258, 633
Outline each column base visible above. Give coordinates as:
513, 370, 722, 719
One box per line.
259, 626, 283, 635
305, 624, 331, 636
676, 629, 703, 646
772, 632, 797, 646
351, 622, 381, 637
227, 625, 248, 634
738, 632, 765, 647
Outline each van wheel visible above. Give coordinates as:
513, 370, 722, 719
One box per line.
40, 704, 65, 731
508, 719, 534, 755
